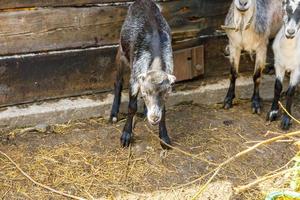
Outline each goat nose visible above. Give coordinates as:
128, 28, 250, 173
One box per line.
239, 0, 247, 6
287, 29, 295, 35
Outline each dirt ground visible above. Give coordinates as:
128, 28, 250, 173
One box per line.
0, 96, 299, 200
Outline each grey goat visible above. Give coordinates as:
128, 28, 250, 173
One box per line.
110, 0, 176, 148
223, 0, 282, 114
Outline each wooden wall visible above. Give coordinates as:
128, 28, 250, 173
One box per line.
0, 0, 235, 107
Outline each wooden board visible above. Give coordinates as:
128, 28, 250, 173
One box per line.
0, 0, 235, 106
0, 47, 121, 106
173, 46, 204, 82
0, 36, 245, 107
0, 0, 231, 55
174, 49, 193, 82
0, 6, 128, 55
0, 1, 132, 9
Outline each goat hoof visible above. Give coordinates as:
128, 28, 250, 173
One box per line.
267, 110, 279, 122
251, 99, 262, 114
110, 113, 118, 123
281, 115, 292, 130
160, 136, 172, 150
224, 103, 232, 110
120, 131, 132, 147
223, 98, 233, 110
112, 117, 118, 123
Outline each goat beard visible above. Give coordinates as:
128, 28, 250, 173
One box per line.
234, 9, 253, 32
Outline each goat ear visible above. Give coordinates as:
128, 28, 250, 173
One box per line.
138, 73, 146, 84
167, 74, 176, 84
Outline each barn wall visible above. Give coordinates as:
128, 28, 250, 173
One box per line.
0, 0, 242, 107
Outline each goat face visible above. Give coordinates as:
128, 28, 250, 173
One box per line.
234, 0, 252, 12
138, 70, 176, 125
283, 0, 300, 39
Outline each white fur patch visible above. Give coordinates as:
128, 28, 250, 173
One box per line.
151, 57, 162, 70
130, 81, 140, 96
290, 0, 300, 12
269, 110, 279, 116
290, 68, 300, 86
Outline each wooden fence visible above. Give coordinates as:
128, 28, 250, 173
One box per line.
0, 0, 241, 107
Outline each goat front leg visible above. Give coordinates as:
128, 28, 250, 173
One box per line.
252, 47, 266, 114
120, 89, 138, 147
267, 66, 285, 121
110, 48, 126, 123
224, 46, 240, 109
159, 107, 171, 150
281, 70, 299, 130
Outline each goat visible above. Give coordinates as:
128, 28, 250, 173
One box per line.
110, 0, 176, 149
223, 0, 282, 114
267, 0, 300, 130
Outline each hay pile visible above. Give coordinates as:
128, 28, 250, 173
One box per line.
0, 101, 299, 200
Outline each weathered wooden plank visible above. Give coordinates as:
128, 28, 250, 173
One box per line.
0, 36, 237, 107
173, 46, 204, 82
0, 0, 131, 9
0, 6, 128, 55
0, 47, 122, 106
163, 0, 230, 40
173, 49, 193, 82
0, 0, 231, 55
0, 0, 227, 9
0, 45, 202, 106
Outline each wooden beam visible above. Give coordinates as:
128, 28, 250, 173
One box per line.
0, 1, 132, 9
0, 6, 128, 55
0, 0, 231, 55
0, 47, 123, 106
0, 35, 253, 107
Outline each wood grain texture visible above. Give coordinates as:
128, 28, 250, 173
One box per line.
0, 36, 242, 106
173, 46, 204, 82
0, 0, 236, 106
0, 0, 132, 9
0, 0, 231, 55
0, 47, 123, 106
0, 6, 128, 55
0, 35, 260, 107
